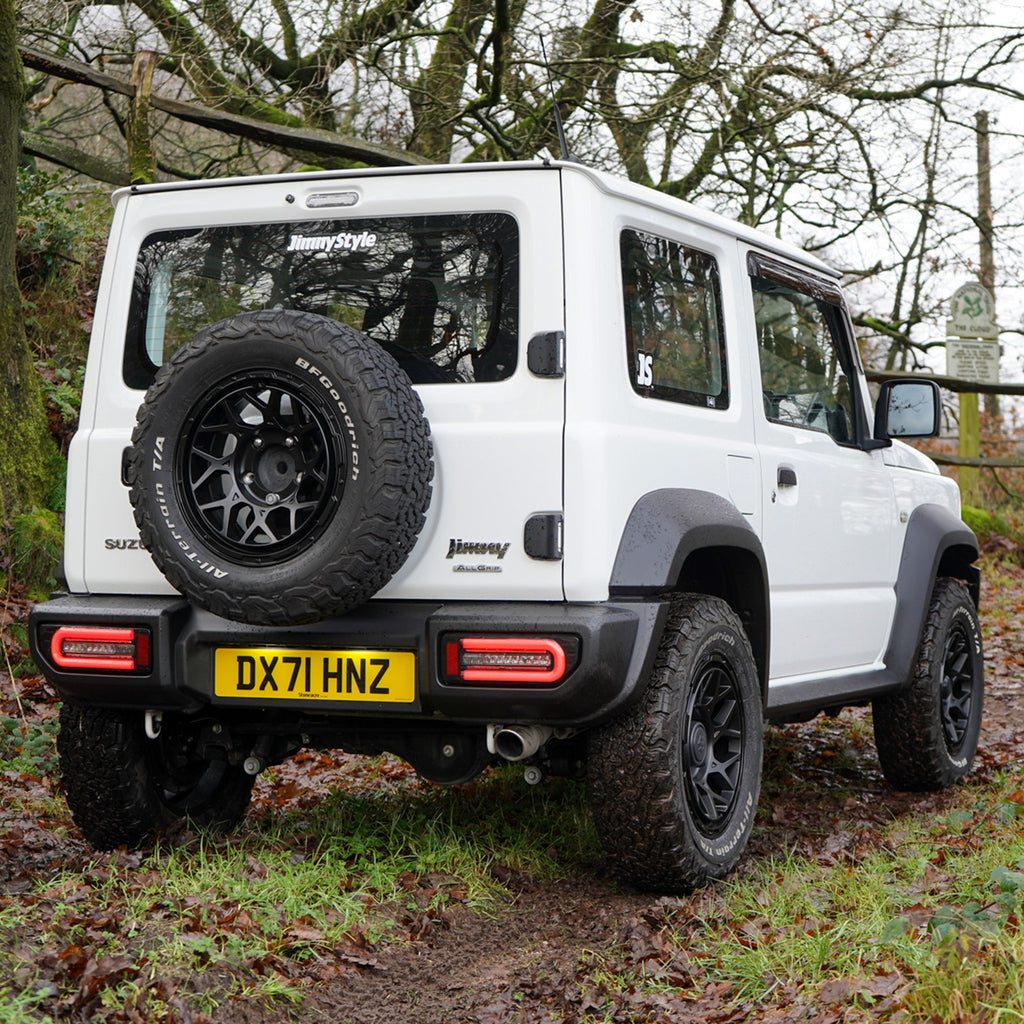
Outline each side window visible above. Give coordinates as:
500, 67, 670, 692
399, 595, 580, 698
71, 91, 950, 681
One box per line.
752, 274, 856, 445
621, 229, 728, 408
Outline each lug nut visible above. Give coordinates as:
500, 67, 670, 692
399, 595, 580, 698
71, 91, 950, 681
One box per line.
252, 437, 264, 449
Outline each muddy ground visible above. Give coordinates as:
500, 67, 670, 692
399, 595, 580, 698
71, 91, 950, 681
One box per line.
4, 552, 1024, 1023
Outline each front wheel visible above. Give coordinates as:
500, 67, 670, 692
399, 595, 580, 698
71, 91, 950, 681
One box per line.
873, 578, 984, 790
58, 704, 255, 849
588, 594, 763, 894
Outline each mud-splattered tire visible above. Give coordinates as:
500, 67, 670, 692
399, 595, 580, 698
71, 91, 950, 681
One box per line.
588, 594, 763, 894
873, 578, 983, 791
127, 310, 433, 626
58, 703, 254, 850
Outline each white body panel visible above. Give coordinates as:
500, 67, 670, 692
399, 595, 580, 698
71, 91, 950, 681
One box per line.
560, 172, 760, 601
68, 167, 567, 602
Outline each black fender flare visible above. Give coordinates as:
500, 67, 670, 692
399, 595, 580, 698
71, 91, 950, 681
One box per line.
609, 488, 770, 697
884, 502, 980, 681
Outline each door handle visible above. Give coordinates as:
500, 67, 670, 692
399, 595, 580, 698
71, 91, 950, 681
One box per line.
777, 466, 797, 488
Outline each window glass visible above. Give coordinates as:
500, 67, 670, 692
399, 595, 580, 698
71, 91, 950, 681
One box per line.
621, 230, 728, 408
124, 213, 519, 388
752, 276, 856, 444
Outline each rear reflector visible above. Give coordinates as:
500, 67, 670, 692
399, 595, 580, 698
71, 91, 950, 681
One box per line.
50, 626, 151, 672
447, 637, 567, 685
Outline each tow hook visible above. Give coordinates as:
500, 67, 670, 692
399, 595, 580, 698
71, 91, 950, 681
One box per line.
144, 710, 163, 739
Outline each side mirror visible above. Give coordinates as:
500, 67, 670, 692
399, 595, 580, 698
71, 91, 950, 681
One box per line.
874, 379, 941, 440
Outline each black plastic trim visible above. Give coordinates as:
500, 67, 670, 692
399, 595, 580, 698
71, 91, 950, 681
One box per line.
524, 513, 563, 560
527, 331, 565, 377
609, 489, 765, 593
29, 595, 193, 709
608, 488, 770, 696
29, 595, 669, 728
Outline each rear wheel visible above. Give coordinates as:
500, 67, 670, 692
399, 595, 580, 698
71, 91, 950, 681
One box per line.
58, 704, 254, 849
588, 594, 763, 893
873, 578, 983, 790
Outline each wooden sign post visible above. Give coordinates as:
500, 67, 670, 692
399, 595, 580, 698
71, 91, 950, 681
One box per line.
946, 282, 999, 506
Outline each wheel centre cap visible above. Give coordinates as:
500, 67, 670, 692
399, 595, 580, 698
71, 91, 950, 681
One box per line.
256, 447, 297, 492
689, 721, 709, 764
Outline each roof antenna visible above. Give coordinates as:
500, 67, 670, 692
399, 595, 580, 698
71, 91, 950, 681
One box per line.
539, 34, 582, 164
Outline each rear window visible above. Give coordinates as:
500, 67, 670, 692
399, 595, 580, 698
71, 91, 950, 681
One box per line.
124, 213, 519, 388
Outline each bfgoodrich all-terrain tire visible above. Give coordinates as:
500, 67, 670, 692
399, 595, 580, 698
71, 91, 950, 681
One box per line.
873, 577, 984, 791
588, 594, 763, 894
127, 310, 433, 626
58, 703, 255, 849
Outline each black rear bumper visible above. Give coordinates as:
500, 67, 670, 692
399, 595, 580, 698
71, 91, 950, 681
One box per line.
30, 594, 667, 728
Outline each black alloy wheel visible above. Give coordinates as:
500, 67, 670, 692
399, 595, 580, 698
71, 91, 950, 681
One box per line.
181, 375, 340, 563
683, 656, 744, 838
127, 310, 433, 625
939, 619, 975, 754
588, 593, 763, 893
873, 577, 984, 790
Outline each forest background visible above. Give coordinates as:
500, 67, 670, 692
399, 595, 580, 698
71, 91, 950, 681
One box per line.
4, 0, 1024, 535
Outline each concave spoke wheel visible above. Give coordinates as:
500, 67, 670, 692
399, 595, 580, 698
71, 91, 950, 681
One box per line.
183, 378, 338, 561
683, 659, 743, 837
127, 310, 433, 625
939, 623, 974, 752
588, 594, 762, 893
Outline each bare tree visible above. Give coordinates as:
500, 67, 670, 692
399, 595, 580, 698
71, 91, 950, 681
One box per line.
15, 0, 1024, 370
0, 0, 57, 518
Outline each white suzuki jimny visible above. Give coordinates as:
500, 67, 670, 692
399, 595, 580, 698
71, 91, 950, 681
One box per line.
30, 160, 982, 892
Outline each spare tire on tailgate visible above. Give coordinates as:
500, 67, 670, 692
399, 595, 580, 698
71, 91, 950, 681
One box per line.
126, 310, 433, 625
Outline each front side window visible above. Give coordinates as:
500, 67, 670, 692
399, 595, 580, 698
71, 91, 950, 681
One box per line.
621, 229, 728, 408
752, 273, 856, 445
125, 213, 519, 388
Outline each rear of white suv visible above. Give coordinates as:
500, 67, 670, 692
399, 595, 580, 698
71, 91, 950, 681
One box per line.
31, 161, 982, 894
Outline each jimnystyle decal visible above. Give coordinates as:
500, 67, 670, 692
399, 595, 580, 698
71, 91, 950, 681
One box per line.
286, 231, 378, 253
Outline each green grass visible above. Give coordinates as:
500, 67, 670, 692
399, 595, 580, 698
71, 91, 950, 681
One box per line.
606, 770, 1024, 1021
0, 984, 56, 1024
2, 764, 599, 1016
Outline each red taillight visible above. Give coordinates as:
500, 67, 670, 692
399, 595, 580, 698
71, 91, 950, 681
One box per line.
50, 626, 150, 672
445, 637, 567, 685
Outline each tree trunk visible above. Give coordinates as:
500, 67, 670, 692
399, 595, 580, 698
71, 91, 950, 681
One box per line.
0, 0, 56, 520
127, 50, 158, 185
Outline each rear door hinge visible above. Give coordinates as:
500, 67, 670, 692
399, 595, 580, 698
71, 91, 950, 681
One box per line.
524, 512, 563, 560
527, 331, 565, 378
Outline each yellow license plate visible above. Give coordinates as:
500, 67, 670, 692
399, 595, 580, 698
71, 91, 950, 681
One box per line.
214, 647, 416, 704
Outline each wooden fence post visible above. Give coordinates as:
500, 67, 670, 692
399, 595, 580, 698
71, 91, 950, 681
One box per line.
959, 392, 982, 507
